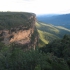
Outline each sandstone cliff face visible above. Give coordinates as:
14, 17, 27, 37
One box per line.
0, 12, 38, 49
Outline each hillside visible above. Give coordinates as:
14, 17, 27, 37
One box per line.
0, 12, 70, 70
37, 14, 70, 29
0, 12, 38, 50
36, 22, 70, 46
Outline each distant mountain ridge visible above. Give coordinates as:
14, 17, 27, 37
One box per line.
37, 14, 70, 29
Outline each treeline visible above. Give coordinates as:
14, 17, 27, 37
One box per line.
0, 35, 70, 70
40, 34, 70, 69
0, 12, 33, 30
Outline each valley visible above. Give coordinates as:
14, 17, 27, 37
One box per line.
36, 22, 70, 46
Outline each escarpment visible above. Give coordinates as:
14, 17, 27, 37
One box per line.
0, 12, 38, 49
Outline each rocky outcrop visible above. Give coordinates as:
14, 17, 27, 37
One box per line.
0, 12, 38, 49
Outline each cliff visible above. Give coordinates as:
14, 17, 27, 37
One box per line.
0, 12, 38, 50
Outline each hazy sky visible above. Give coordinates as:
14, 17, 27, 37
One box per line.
0, 0, 70, 14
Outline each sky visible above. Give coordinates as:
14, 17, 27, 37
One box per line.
0, 0, 70, 15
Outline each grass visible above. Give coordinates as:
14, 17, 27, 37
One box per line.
36, 22, 60, 34
38, 29, 59, 44
36, 22, 70, 46
38, 30, 49, 44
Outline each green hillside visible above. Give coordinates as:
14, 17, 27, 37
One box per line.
36, 22, 70, 46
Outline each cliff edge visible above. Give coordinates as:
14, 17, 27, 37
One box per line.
0, 12, 38, 49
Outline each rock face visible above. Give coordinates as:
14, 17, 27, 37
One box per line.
0, 12, 38, 49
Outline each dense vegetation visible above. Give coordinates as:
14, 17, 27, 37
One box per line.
0, 35, 70, 70
0, 12, 33, 29
40, 35, 70, 69
37, 14, 70, 29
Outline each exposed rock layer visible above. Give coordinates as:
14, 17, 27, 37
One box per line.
0, 12, 38, 49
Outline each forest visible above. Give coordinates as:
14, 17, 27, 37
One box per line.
0, 12, 33, 30
0, 35, 70, 70
0, 12, 70, 70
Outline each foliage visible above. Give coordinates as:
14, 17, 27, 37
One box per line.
40, 35, 70, 69
0, 35, 70, 70
0, 12, 33, 29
